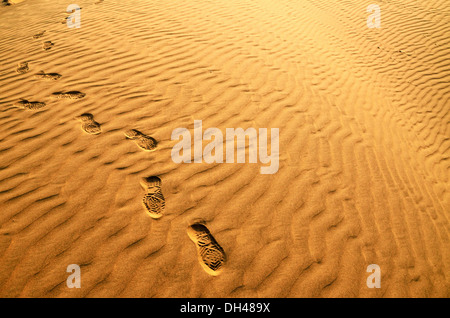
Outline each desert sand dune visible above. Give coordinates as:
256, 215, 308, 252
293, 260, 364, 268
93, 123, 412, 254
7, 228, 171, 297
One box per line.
0, 0, 448, 297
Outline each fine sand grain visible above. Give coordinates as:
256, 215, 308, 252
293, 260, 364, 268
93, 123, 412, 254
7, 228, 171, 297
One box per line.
0, 0, 448, 297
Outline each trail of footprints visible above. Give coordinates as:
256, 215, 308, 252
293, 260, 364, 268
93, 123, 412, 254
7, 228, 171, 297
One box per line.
10, 1, 226, 277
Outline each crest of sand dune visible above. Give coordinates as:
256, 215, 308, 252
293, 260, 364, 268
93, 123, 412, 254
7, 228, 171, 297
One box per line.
0, 0, 448, 297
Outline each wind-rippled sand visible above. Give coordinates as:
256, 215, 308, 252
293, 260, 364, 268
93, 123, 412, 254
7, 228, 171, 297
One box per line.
0, 0, 448, 297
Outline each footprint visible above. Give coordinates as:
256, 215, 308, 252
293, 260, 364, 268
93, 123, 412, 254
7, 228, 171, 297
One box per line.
75, 113, 101, 135
33, 31, 46, 39
124, 129, 157, 151
34, 71, 62, 81
141, 176, 165, 219
14, 99, 46, 110
42, 41, 54, 51
16, 62, 29, 74
52, 91, 85, 99
187, 223, 226, 276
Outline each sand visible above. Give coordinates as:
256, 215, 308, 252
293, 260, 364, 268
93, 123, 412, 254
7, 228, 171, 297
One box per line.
0, 0, 448, 298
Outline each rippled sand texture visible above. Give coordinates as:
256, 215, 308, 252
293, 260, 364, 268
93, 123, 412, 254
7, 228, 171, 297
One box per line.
0, 0, 448, 297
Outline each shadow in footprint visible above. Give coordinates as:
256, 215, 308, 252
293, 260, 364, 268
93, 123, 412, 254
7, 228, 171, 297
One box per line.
75, 113, 101, 135
141, 176, 165, 219
33, 31, 46, 39
52, 91, 85, 99
35, 71, 62, 80
14, 99, 46, 110
187, 223, 226, 276
16, 62, 29, 74
42, 41, 54, 51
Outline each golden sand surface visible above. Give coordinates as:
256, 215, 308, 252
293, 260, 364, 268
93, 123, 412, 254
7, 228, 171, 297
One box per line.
0, 0, 448, 297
